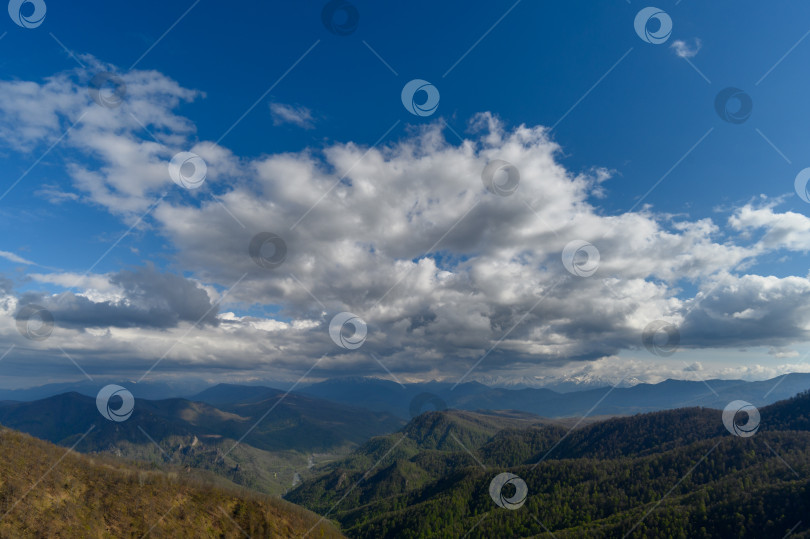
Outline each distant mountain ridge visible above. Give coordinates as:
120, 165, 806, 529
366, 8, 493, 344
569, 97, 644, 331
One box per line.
4, 373, 809, 420
0, 379, 210, 401
0, 390, 402, 452
294, 373, 810, 418
471, 373, 642, 392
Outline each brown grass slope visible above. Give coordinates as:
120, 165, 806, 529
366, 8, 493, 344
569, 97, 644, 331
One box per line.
0, 426, 344, 538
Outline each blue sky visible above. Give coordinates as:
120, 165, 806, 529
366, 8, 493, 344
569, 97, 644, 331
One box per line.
1, 0, 810, 389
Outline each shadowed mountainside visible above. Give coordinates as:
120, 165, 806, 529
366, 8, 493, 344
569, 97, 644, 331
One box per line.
0, 390, 403, 495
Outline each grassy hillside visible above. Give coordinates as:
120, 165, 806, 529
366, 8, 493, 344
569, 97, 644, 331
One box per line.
0, 426, 344, 538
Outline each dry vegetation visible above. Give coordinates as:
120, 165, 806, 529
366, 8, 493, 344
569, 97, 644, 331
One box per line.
0, 427, 344, 538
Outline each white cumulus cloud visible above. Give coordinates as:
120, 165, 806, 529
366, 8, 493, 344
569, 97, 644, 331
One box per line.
0, 59, 808, 384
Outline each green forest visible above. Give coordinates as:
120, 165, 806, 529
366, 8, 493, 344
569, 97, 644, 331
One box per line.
288, 392, 810, 538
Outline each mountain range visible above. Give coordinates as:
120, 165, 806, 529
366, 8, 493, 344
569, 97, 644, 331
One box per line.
5, 374, 808, 421
295, 373, 810, 418
288, 391, 810, 538
0, 374, 809, 536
